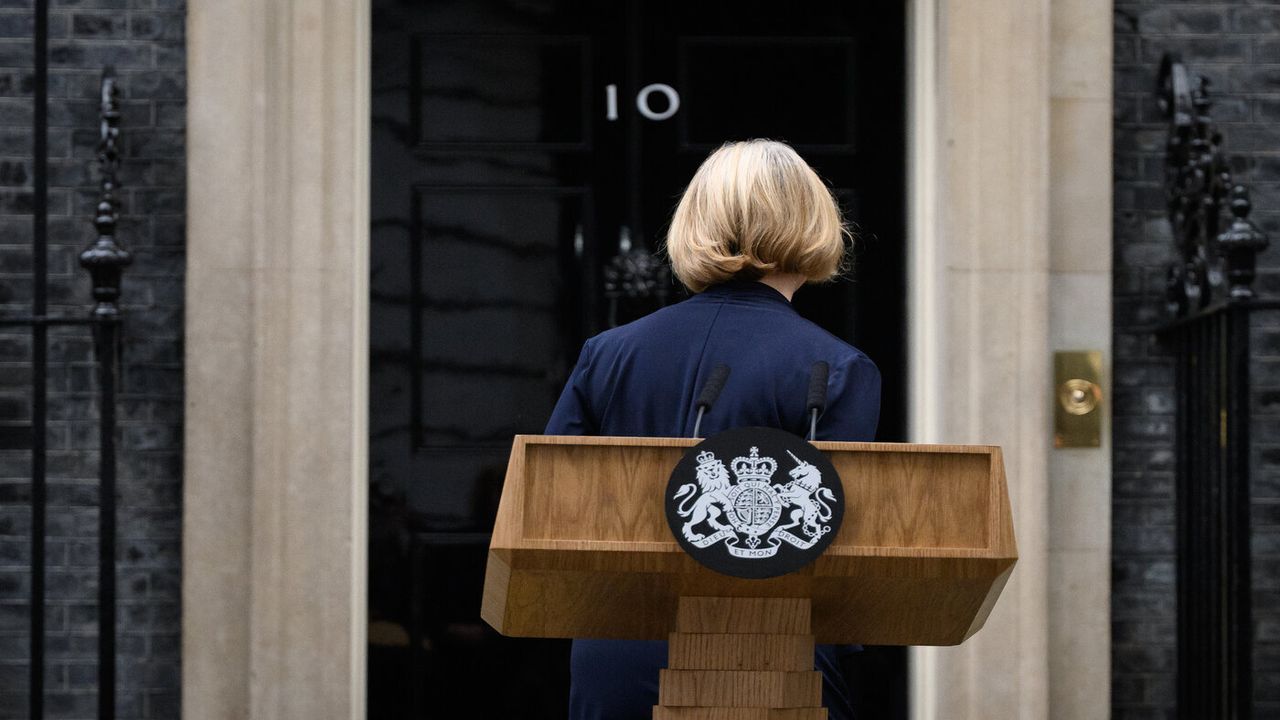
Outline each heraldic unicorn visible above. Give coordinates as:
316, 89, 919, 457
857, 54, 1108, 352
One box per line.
672, 445, 837, 559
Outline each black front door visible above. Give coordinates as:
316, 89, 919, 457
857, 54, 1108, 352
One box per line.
368, 2, 906, 717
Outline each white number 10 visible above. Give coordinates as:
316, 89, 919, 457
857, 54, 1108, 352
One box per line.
606, 83, 680, 122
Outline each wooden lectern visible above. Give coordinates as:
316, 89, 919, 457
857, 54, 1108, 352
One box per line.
482, 435, 1017, 718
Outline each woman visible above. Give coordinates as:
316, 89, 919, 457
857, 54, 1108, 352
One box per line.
545, 139, 882, 720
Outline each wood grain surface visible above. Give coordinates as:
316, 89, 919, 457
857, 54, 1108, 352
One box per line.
481, 435, 1018, 645
677, 597, 811, 635
668, 633, 814, 671
657, 670, 822, 708
651, 709, 828, 720
657, 598, 826, 716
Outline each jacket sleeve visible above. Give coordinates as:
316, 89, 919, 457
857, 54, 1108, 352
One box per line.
544, 338, 598, 436
815, 352, 881, 442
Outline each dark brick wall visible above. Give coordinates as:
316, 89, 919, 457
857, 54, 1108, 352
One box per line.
0, 2, 184, 719
1114, 3, 1280, 718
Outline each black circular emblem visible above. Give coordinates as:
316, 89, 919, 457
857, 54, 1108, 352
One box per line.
665, 426, 845, 579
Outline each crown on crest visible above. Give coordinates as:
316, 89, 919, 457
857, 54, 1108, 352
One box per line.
696, 450, 718, 466
732, 446, 777, 482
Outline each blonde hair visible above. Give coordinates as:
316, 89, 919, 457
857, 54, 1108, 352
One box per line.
664, 139, 850, 293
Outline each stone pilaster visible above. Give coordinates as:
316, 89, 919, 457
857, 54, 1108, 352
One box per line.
183, 1, 369, 718
909, 1, 1053, 717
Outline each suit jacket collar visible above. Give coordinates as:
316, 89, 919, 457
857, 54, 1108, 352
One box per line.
696, 278, 796, 310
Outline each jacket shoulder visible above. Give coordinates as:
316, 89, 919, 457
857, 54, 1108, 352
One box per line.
783, 313, 878, 371
585, 300, 709, 348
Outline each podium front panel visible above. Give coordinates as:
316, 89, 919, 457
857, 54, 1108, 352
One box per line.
482, 436, 1016, 645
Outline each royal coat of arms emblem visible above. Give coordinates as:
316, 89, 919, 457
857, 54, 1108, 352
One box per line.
665, 426, 844, 578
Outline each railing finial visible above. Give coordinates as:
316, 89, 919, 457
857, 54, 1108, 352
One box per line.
1218, 185, 1269, 299
1157, 53, 1266, 318
79, 65, 130, 317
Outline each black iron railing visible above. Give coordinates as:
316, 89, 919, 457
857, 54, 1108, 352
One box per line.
1155, 52, 1269, 720
0, 10, 131, 713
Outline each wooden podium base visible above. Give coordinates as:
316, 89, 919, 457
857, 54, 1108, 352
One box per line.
653, 597, 828, 720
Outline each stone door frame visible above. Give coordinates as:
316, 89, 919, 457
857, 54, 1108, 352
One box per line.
183, 1, 1110, 718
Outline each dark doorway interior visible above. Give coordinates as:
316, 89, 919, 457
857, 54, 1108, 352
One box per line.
368, 1, 907, 717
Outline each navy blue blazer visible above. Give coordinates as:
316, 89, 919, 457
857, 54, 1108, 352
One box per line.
545, 279, 882, 720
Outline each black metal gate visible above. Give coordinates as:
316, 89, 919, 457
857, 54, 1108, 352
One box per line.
1156, 53, 1271, 720
0, 2, 131, 717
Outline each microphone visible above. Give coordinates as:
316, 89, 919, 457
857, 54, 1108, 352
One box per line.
691, 363, 731, 438
806, 361, 829, 441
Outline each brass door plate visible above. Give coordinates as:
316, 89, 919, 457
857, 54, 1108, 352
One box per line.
1054, 351, 1103, 448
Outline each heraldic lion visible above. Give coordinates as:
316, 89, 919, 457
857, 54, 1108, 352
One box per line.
673, 451, 733, 542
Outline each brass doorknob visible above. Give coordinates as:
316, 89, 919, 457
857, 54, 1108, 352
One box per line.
1058, 378, 1101, 416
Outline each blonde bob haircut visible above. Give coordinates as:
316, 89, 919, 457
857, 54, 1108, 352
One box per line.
665, 139, 850, 293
